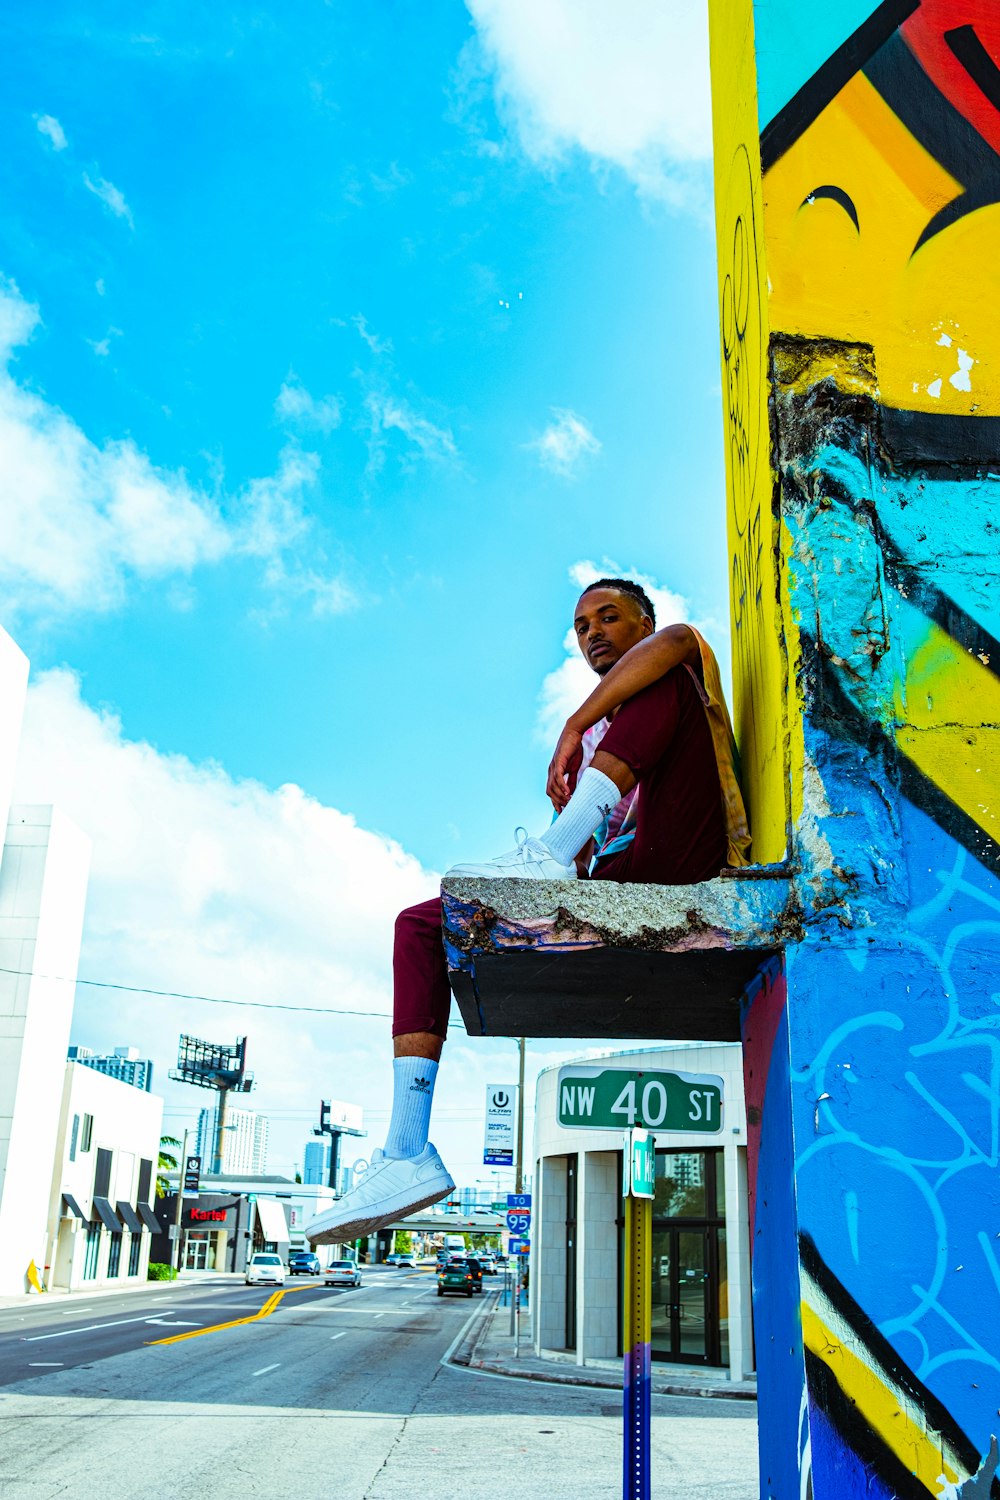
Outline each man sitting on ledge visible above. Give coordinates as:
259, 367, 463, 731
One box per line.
307, 577, 750, 1246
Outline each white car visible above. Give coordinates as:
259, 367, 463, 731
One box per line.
246, 1252, 286, 1286
325, 1258, 362, 1288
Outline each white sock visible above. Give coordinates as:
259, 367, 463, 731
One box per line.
539, 766, 621, 867
383, 1056, 438, 1159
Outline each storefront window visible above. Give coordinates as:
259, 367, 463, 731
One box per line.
653, 1151, 706, 1218
82, 1223, 101, 1280
128, 1233, 143, 1277
107, 1234, 122, 1279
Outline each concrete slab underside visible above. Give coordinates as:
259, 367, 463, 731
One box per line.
444, 873, 790, 1041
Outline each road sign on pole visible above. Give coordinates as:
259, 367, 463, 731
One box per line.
557, 1067, 723, 1132
484, 1083, 518, 1165
506, 1209, 531, 1234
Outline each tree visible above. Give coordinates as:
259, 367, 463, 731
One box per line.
393, 1230, 413, 1254
157, 1135, 181, 1199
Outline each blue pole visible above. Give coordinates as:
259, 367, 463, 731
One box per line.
623, 1193, 652, 1499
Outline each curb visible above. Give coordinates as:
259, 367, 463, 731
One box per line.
453, 1303, 757, 1402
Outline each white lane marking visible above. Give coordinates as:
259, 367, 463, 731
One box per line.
28, 1362, 64, 1367
144, 1319, 202, 1327
373, 1313, 384, 1320
252, 1363, 281, 1377
60, 1309, 93, 1315
26, 1314, 169, 1342
330, 1332, 346, 1341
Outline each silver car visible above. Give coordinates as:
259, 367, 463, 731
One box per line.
325, 1258, 362, 1288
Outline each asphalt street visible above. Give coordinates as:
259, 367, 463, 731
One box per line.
0, 1268, 758, 1499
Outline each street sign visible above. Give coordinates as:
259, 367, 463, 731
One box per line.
182, 1154, 201, 1198
507, 1236, 530, 1255
556, 1067, 723, 1133
626, 1129, 655, 1200
506, 1193, 531, 1209
506, 1209, 531, 1234
484, 1083, 518, 1165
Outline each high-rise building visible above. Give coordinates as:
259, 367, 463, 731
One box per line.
303, 1138, 330, 1185
67, 1045, 154, 1093
196, 1105, 268, 1174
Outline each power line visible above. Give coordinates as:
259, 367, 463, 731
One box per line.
0, 964, 421, 1019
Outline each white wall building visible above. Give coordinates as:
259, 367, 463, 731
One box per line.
531, 1042, 753, 1382
46, 1061, 164, 1290
0, 804, 91, 1295
196, 1104, 269, 1174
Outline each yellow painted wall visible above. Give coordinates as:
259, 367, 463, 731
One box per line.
708, 0, 790, 865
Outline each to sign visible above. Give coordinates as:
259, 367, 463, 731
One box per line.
507, 1194, 531, 1209
556, 1067, 723, 1133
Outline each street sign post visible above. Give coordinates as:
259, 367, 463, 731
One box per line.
557, 1067, 723, 1132
623, 1128, 654, 1500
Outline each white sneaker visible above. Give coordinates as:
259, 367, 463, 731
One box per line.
304, 1144, 455, 1246
445, 828, 577, 881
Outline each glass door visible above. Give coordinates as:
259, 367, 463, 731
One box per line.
650, 1227, 715, 1363
184, 1232, 209, 1270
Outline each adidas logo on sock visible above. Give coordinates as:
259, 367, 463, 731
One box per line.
410, 1076, 431, 1093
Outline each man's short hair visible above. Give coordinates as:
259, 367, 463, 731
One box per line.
579, 576, 656, 627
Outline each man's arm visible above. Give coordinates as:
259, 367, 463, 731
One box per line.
546, 624, 698, 809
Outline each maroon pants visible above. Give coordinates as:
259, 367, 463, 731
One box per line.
392, 669, 727, 1039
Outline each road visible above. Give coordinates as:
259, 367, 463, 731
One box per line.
0, 1268, 757, 1499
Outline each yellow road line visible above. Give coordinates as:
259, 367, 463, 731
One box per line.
147, 1280, 325, 1347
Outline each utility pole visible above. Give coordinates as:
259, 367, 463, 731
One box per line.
213, 1088, 230, 1175
170, 1128, 189, 1274
514, 1037, 526, 1194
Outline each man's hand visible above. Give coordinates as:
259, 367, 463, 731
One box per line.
547, 723, 584, 811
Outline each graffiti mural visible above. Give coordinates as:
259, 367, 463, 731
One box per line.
710, 1, 1000, 1496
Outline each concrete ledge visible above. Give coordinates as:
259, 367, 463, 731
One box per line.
444, 868, 795, 1040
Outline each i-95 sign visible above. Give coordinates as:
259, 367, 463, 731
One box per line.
556, 1067, 723, 1134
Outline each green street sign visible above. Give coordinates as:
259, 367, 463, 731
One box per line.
556, 1067, 724, 1134
628, 1130, 655, 1199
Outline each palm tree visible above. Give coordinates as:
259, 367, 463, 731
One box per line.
157, 1135, 182, 1199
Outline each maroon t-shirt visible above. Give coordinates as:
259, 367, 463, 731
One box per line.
590, 665, 728, 886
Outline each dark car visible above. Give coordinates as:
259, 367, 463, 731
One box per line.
437, 1260, 476, 1298
462, 1256, 485, 1294
288, 1251, 321, 1276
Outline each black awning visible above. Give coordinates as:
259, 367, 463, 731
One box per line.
137, 1201, 161, 1233
117, 1201, 145, 1234
62, 1194, 86, 1221
92, 1196, 123, 1234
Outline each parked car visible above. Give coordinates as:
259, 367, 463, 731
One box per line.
288, 1251, 321, 1276
246, 1252, 286, 1286
437, 1260, 476, 1297
325, 1258, 362, 1288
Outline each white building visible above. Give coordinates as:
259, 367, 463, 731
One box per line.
46, 1061, 163, 1289
531, 1042, 753, 1382
196, 1104, 269, 1174
0, 627, 92, 1295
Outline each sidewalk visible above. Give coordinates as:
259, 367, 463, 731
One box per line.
448, 1288, 757, 1401
0, 1270, 242, 1311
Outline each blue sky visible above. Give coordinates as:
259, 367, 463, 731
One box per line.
2, 2, 730, 1182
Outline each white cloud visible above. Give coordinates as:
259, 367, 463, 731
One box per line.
364, 390, 458, 472
527, 407, 600, 478
0, 277, 351, 620
35, 114, 68, 151
535, 559, 729, 744
13, 672, 569, 1184
352, 313, 393, 356
274, 375, 343, 434
82, 171, 134, 228
13, 670, 440, 1179
462, 0, 712, 204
